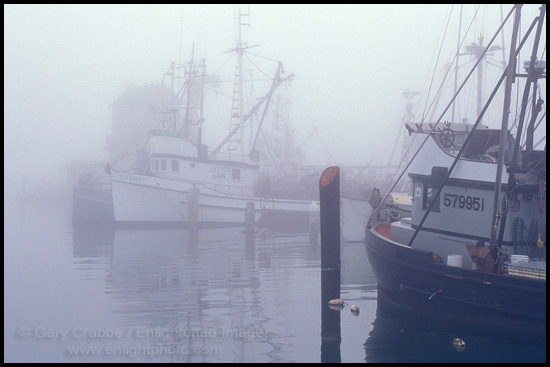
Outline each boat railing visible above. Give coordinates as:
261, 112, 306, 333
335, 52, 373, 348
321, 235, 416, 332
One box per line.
147, 129, 187, 139
169, 176, 255, 197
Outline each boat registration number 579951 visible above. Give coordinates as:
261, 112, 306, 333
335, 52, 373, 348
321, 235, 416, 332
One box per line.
443, 193, 485, 211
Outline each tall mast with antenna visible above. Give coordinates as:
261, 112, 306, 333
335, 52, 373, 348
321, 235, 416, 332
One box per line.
463, 34, 504, 124
229, 5, 250, 156
451, 4, 463, 123
387, 89, 418, 166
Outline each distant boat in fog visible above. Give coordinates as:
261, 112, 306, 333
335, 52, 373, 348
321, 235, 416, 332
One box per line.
108, 8, 319, 232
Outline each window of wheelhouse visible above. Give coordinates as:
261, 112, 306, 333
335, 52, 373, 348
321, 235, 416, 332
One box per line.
232, 168, 240, 180
153, 159, 159, 171
160, 159, 167, 171
171, 160, 179, 172
422, 184, 440, 211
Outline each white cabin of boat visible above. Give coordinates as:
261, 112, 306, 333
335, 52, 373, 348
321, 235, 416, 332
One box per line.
386, 121, 545, 268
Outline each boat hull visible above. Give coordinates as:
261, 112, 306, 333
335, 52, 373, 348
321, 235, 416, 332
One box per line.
111, 170, 316, 231
72, 186, 114, 224
364, 226, 546, 339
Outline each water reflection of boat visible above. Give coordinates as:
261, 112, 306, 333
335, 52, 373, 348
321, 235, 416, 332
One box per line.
70, 225, 322, 362
71, 223, 115, 259
364, 290, 546, 363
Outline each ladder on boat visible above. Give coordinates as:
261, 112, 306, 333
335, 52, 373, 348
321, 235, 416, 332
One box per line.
228, 7, 250, 155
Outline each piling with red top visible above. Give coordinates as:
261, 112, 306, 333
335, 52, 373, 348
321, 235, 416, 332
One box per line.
319, 166, 341, 362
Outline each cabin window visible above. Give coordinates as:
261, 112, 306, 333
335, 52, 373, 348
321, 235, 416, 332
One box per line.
161, 159, 166, 171
171, 160, 179, 172
422, 184, 440, 211
232, 168, 240, 180
153, 159, 159, 171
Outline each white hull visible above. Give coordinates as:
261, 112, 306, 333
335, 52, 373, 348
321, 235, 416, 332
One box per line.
111, 170, 316, 228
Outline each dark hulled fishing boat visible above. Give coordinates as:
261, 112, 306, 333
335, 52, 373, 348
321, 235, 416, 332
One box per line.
364, 4, 546, 340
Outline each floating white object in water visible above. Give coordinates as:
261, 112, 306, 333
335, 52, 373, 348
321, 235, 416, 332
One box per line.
328, 298, 345, 306
327, 298, 347, 311
350, 305, 360, 316
452, 338, 466, 352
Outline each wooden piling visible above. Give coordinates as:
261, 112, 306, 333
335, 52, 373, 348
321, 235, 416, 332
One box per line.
319, 166, 341, 363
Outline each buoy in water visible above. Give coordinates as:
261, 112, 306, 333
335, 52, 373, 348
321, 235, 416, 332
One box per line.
350, 305, 360, 316
328, 298, 345, 306
452, 338, 466, 352
327, 298, 346, 311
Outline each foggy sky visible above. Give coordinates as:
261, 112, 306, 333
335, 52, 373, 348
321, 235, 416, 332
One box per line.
4, 4, 546, 191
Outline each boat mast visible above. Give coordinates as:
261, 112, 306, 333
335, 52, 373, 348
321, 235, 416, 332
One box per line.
183, 44, 194, 138
496, 4, 546, 247
463, 40, 505, 124
228, 6, 250, 156
451, 4, 463, 123
488, 4, 522, 247
387, 90, 418, 166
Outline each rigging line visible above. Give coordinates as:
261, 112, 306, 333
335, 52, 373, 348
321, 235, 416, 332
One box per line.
421, 5, 482, 122
368, 5, 518, 227
245, 50, 282, 64
259, 128, 286, 179
297, 128, 317, 152
419, 4, 456, 122
210, 51, 238, 82
532, 110, 546, 133
532, 135, 546, 150
289, 85, 336, 165
346, 196, 371, 216
243, 52, 275, 80
521, 115, 547, 150
110, 132, 150, 170
314, 128, 337, 165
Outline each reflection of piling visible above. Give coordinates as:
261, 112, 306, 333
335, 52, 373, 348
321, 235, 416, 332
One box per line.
245, 228, 255, 261
245, 202, 256, 260
245, 202, 255, 234
188, 187, 199, 230
320, 166, 341, 363
309, 201, 320, 245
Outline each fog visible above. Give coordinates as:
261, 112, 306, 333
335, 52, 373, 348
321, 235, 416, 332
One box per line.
4, 4, 546, 194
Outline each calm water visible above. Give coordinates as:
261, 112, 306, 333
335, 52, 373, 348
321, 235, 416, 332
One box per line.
4, 196, 546, 362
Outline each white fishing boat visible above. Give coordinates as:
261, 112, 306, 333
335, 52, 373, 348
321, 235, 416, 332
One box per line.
110, 8, 316, 231
364, 4, 546, 339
